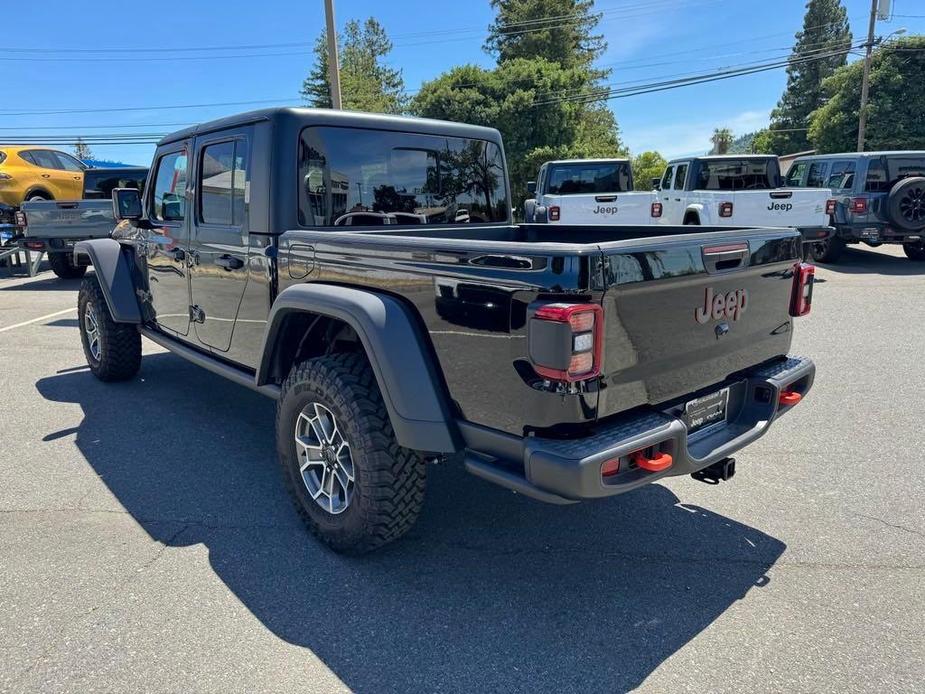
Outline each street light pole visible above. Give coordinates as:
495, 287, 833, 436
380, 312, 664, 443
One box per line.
324, 0, 342, 109
856, 0, 878, 152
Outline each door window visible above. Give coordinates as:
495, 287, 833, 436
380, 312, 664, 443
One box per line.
23, 149, 61, 169
864, 160, 889, 193
661, 166, 674, 190
151, 149, 188, 222
54, 151, 86, 171
826, 161, 856, 190
199, 140, 248, 226
673, 163, 688, 190
806, 162, 829, 187
785, 162, 808, 186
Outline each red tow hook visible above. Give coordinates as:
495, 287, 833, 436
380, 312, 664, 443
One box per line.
779, 390, 802, 407
631, 450, 673, 472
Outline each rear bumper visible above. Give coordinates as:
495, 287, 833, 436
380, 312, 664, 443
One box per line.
797, 225, 833, 243
464, 355, 814, 504
835, 222, 924, 244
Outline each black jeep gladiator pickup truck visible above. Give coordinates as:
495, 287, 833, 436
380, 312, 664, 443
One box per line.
75, 108, 816, 554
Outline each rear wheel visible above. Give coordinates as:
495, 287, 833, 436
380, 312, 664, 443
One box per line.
48, 252, 87, 279
809, 235, 845, 264
277, 352, 425, 554
77, 275, 141, 381
903, 242, 925, 261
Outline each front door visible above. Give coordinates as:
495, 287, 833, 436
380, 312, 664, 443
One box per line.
188, 131, 251, 352
145, 144, 192, 336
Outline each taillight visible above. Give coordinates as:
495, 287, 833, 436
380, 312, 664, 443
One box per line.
851, 197, 868, 214
24, 240, 44, 250
719, 201, 734, 218
789, 262, 814, 317
530, 303, 603, 382
14, 210, 26, 227
825, 198, 836, 215
548, 205, 560, 222
650, 201, 662, 218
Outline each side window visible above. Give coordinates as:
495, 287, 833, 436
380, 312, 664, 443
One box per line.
151, 149, 189, 222
198, 140, 249, 226
864, 160, 888, 193
827, 161, 856, 190
19, 151, 37, 166
673, 163, 688, 190
27, 149, 62, 169
785, 162, 808, 186
54, 151, 85, 172
806, 162, 828, 187
661, 166, 674, 191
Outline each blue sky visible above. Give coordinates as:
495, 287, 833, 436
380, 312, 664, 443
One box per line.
1, 0, 921, 165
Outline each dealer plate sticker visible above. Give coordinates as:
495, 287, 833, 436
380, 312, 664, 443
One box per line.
683, 387, 729, 433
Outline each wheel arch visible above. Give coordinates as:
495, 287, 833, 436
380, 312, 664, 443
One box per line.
682, 205, 703, 225
23, 186, 53, 201
73, 239, 142, 323
258, 283, 461, 454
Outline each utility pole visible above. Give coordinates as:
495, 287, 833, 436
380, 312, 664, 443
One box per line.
856, 0, 878, 152
324, 0, 342, 109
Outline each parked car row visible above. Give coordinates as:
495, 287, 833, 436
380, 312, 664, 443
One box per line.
524, 150, 925, 263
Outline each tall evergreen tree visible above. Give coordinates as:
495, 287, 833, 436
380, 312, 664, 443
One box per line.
301, 18, 405, 114
711, 128, 733, 155
765, 0, 852, 154
73, 138, 93, 162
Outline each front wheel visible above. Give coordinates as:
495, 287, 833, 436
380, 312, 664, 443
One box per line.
78, 275, 141, 381
49, 252, 87, 279
809, 235, 845, 264
904, 242, 925, 261
277, 352, 426, 554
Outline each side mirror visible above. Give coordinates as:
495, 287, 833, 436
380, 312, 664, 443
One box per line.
526, 181, 536, 195
651, 177, 661, 190
112, 188, 142, 221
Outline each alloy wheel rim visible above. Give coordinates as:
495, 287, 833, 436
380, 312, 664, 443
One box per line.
899, 186, 925, 223
294, 402, 355, 514
84, 303, 101, 362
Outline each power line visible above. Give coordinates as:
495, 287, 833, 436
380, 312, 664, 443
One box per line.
0, 98, 299, 117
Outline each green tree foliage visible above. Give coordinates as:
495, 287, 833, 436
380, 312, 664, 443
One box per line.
73, 138, 94, 162
485, 0, 605, 74
412, 59, 623, 208
711, 128, 733, 154
765, 0, 852, 154
809, 35, 925, 152
631, 151, 667, 190
302, 18, 405, 114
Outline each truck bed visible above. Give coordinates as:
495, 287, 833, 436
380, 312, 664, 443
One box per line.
20, 200, 115, 242
279, 222, 802, 435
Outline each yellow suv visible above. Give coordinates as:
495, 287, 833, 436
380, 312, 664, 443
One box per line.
0, 146, 86, 205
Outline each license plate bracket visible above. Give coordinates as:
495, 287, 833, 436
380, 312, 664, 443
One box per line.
682, 387, 729, 434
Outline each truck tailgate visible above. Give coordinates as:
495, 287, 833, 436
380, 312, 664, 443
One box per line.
21, 200, 115, 240
596, 228, 800, 419
546, 192, 656, 225
728, 188, 829, 227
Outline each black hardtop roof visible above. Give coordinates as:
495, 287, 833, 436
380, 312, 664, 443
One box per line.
158, 107, 504, 147
667, 154, 777, 164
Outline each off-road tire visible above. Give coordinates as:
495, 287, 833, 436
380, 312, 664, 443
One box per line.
49, 252, 87, 279
277, 353, 426, 554
886, 176, 925, 232
809, 235, 845, 264
77, 275, 141, 382
903, 242, 925, 261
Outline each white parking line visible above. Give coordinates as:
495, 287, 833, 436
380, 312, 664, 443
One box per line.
0, 307, 75, 333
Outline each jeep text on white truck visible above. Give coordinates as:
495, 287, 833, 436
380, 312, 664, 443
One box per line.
656, 155, 834, 246
524, 159, 660, 225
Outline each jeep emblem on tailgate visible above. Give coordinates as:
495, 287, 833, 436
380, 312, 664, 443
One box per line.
695, 287, 748, 324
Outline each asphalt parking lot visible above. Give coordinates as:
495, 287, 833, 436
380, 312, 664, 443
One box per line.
1, 245, 923, 693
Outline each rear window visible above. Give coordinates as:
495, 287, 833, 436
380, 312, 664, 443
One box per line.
83, 170, 148, 199
0, 151, 6, 166
694, 159, 778, 190
546, 162, 631, 195
298, 127, 508, 226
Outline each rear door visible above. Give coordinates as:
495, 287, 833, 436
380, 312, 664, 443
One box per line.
595, 229, 800, 418
188, 129, 251, 352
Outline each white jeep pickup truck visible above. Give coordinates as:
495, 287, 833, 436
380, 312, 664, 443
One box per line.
656, 155, 834, 247
524, 159, 661, 224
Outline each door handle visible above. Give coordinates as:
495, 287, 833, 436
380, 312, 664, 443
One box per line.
214, 254, 243, 271
41, 174, 51, 178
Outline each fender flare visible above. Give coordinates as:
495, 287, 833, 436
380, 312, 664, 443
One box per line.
74, 239, 142, 323
257, 283, 461, 454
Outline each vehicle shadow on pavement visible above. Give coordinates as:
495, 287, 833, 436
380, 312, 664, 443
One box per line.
37, 354, 785, 693
817, 247, 925, 275
0, 275, 82, 291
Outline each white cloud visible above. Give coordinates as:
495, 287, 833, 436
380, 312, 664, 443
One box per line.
622, 108, 773, 158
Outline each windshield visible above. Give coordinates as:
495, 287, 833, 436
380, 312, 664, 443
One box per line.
694, 159, 779, 190
545, 162, 632, 195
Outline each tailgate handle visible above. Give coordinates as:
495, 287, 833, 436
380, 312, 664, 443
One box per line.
770, 191, 793, 199
55, 202, 79, 209
594, 195, 617, 203
702, 242, 749, 274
